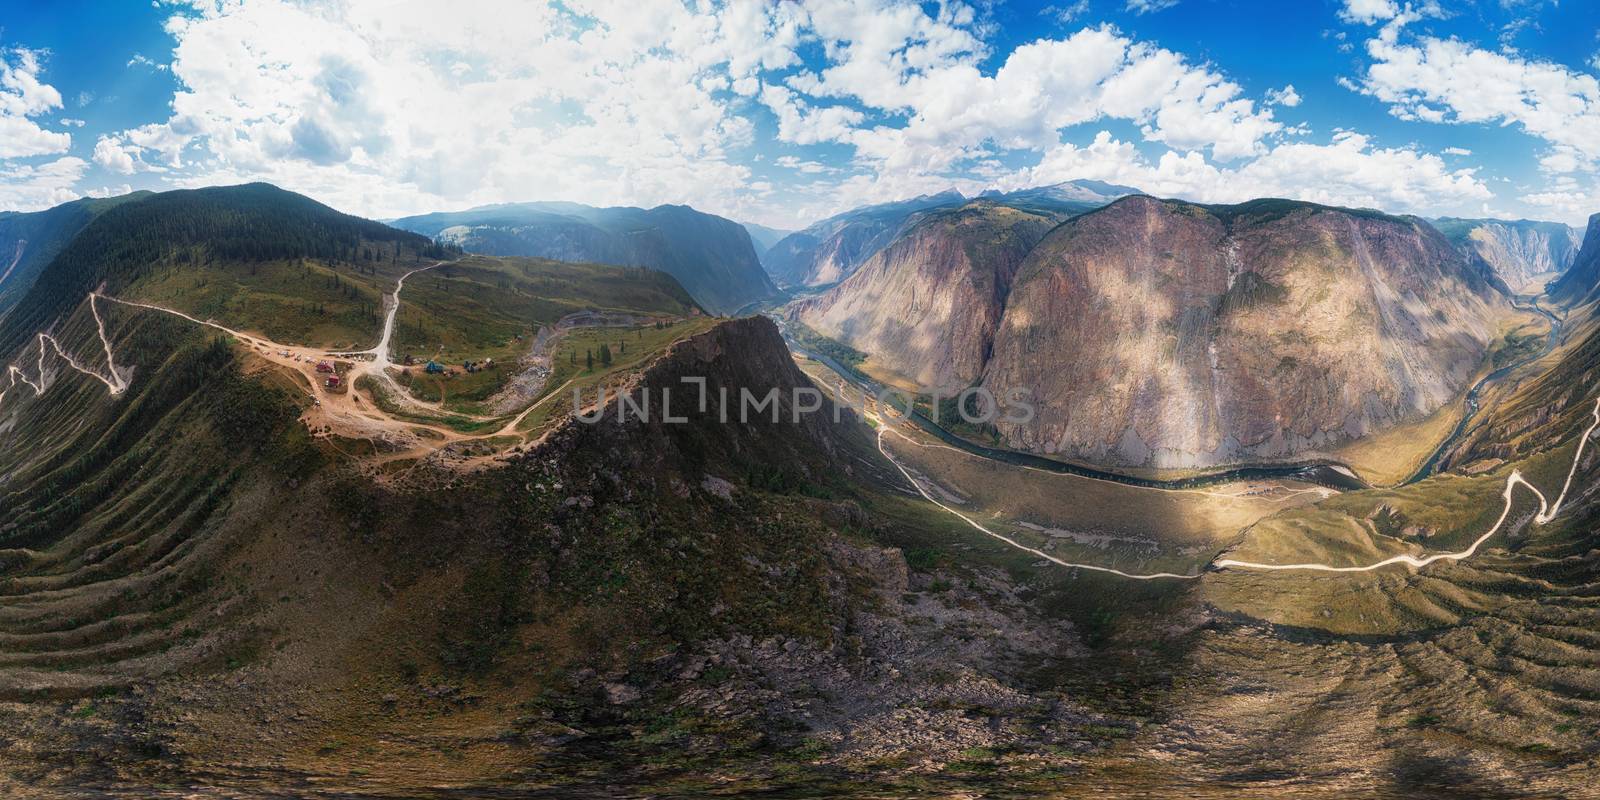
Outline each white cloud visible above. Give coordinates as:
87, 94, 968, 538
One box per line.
85, 183, 133, 199
0, 46, 71, 159
1442, 146, 1471, 155
761, 84, 867, 145
1126, 0, 1180, 15
84, 1, 1292, 226
1042, 1, 1090, 23
1265, 85, 1301, 107
1339, 0, 1399, 25
775, 155, 831, 174
88, 0, 813, 222
1004, 129, 1491, 215
0, 156, 88, 211
1356, 20, 1600, 166
776, 24, 1283, 171
1539, 146, 1584, 175
36, 0, 1574, 229
93, 135, 140, 175
1524, 186, 1600, 222
127, 53, 169, 70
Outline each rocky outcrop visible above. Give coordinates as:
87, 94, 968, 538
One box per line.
1434, 217, 1581, 291
793, 201, 1067, 390
981, 197, 1509, 469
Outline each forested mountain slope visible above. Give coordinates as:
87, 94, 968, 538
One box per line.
0, 192, 150, 315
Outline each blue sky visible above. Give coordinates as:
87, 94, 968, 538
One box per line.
1, 0, 1597, 229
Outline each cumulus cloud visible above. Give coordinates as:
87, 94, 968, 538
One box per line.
1339, 0, 1400, 25
771, 23, 1283, 173
0, 46, 72, 159
0, 156, 88, 211
1265, 85, 1301, 107
89, 1, 1294, 224
91, 0, 811, 221
1003, 129, 1490, 215
1356, 19, 1600, 167
93, 135, 140, 175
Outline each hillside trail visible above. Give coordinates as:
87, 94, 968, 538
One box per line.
324, 263, 496, 422
875, 397, 1600, 579
93, 270, 632, 474
0, 293, 128, 409
91, 279, 574, 466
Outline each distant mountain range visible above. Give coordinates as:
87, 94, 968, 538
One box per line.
740, 222, 793, 254
1432, 217, 1582, 291
390, 202, 776, 315
763, 180, 1139, 289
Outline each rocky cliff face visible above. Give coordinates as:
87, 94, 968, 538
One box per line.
799, 195, 1513, 470
392, 202, 776, 315
793, 202, 1067, 390
1434, 217, 1581, 291
764, 191, 967, 289
981, 197, 1509, 468
1548, 214, 1600, 306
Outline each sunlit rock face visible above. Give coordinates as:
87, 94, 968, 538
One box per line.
795, 201, 1066, 392
991, 197, 1511, 469
1549, 214, 1600, 307
806, 195, 1511, 470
